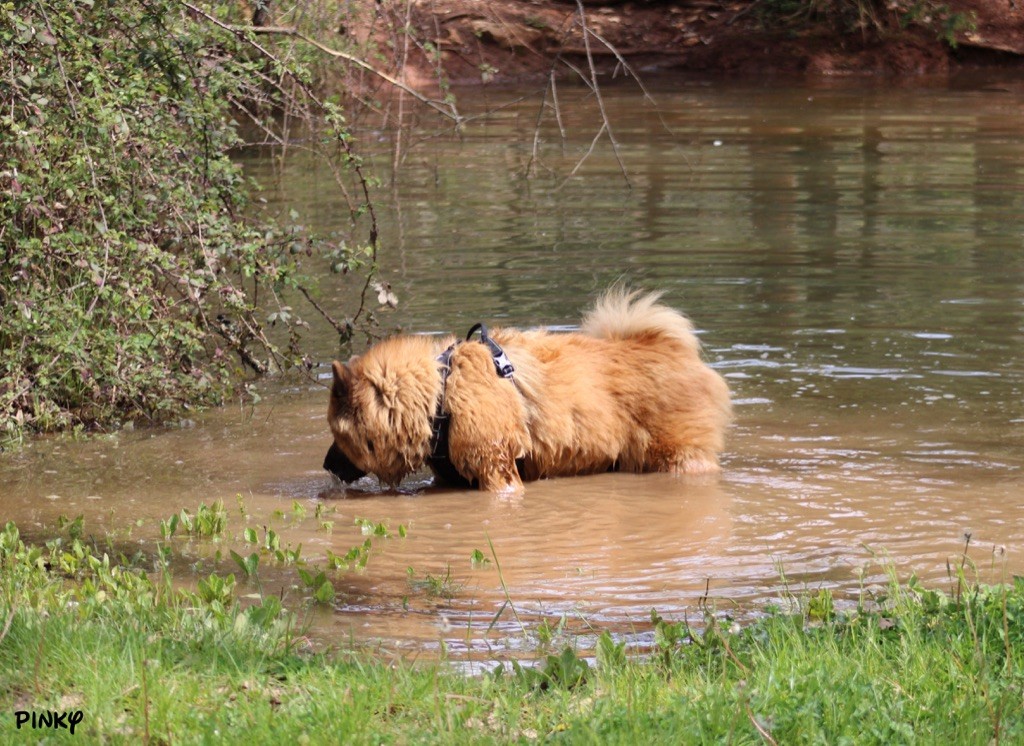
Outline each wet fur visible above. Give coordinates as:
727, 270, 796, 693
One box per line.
326, 289, 732, 492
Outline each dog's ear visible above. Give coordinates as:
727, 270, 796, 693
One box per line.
323, 442, 367, 483
331, 360, 352, 402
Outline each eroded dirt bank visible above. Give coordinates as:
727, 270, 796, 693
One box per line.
368, 0, 1024, 85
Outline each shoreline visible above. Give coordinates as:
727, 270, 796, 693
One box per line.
381, 0, 1024, 87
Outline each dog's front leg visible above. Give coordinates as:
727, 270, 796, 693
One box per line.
474, 458, 525, 494
447, 435, 527, 493
445, 343, 531, 493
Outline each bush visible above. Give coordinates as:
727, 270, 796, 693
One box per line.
0, 1, 371, 445
755, 0, 975, 44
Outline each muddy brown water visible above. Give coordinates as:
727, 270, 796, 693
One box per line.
4, 75, 1023, 658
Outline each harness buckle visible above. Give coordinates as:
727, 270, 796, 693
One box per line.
465, 322, 515, 379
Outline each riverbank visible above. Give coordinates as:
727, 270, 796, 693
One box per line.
2, 519, 1022, 742
340, 0, 1024, 87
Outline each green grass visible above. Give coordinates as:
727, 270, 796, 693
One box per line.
2, 519, 1023, 744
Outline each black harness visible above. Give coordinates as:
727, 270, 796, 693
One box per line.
427, 323, 515, 485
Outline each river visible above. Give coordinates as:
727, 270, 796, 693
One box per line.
4, 73, 1023, 659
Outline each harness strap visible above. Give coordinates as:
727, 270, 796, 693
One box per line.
428, 323, 515, 466
429, 345, 456, 461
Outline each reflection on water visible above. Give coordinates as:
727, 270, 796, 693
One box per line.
3, 74, 1024, 657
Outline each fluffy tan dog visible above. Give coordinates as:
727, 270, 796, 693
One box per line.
324, 289, 731, 492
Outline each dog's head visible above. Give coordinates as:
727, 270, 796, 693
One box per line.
325, 336, 443, 487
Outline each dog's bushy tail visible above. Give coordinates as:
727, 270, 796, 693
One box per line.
581, 288, 702, 355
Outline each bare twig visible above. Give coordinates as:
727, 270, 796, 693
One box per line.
574, 0, 631, 187
526, 77, 552, 178
583, 25, 661, 110
549, 71, 567, 143
392, 0, 414, 173
561, 120, 607, 187
297, 284, 350, 340
218, 23, 461, 124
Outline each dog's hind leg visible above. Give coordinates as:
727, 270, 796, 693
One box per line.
669, 448, 722, 475
643, 428, 723, 476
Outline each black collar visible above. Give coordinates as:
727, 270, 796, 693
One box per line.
427, 323, 515, 482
